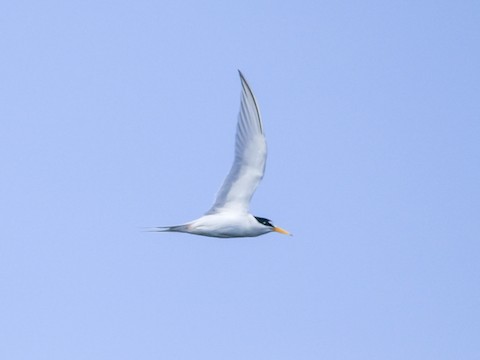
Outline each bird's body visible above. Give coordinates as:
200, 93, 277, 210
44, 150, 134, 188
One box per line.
163, 214, 273, 238
153, 71, 290, 238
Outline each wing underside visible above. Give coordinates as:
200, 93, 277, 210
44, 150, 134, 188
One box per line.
207, 71, 267, 214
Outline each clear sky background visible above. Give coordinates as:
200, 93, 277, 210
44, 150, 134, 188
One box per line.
1, 1, 479, 359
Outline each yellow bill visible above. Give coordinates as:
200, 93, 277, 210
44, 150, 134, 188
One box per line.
273, 226, 292, 236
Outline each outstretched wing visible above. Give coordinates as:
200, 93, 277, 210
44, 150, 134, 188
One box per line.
207, 71, 267, 214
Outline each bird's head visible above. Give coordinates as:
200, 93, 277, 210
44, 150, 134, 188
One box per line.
254, 216, 291, 236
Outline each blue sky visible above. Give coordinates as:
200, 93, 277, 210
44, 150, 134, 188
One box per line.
1, 1, 479, 359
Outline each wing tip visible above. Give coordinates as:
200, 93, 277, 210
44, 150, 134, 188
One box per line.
237, 70, 250, 92
236, 70, 264, 134
238, 69, 246, 82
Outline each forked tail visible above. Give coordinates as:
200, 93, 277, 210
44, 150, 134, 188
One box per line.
143, 224, 190, 233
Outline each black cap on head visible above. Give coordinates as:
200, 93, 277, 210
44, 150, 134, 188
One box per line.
254, 216, 273, 227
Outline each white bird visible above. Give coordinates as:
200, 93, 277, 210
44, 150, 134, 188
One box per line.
153, 71, 290, 238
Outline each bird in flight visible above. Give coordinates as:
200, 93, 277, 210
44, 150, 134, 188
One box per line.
153, 71, 290, 238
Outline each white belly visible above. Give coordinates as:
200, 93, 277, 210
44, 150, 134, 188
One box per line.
186, 213, 270, 238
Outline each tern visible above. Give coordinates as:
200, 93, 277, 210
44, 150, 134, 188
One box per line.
153, 71, 290, 238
